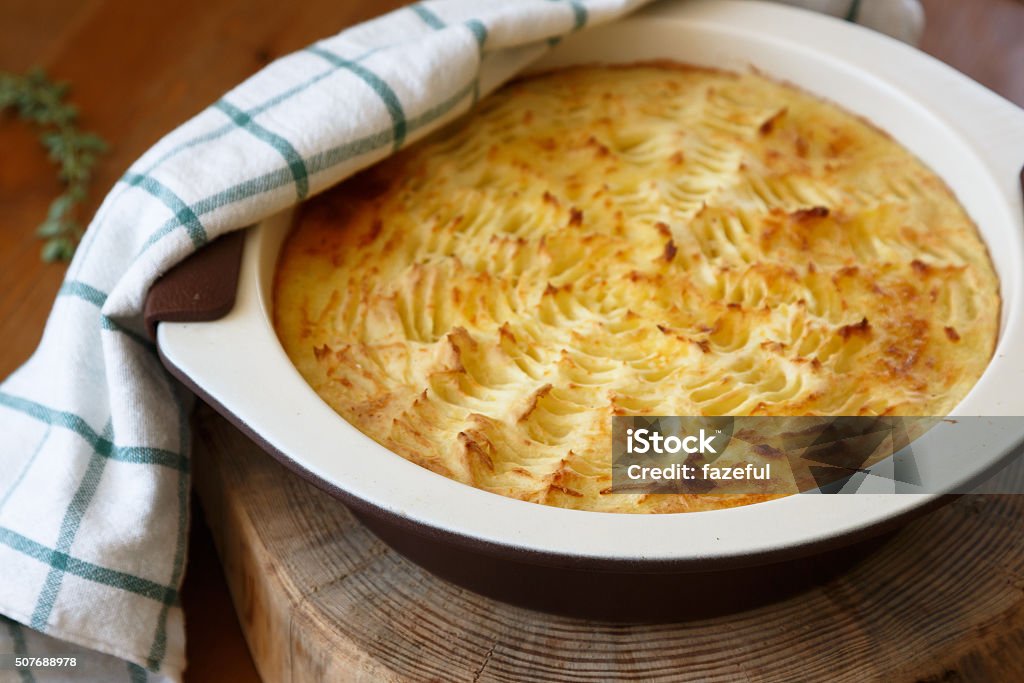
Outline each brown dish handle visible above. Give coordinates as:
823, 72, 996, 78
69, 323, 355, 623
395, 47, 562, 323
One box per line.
144, 229, 247, 341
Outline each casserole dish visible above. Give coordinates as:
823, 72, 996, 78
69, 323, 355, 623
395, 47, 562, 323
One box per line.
151, 0, 1024, 614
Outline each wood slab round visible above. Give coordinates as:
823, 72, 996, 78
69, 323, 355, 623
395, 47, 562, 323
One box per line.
191, 404, 1024, 682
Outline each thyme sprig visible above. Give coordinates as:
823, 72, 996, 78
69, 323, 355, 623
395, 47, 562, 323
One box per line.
0, 68, 108, 262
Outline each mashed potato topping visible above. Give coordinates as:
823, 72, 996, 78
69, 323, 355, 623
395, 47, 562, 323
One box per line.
273, 64, 999, 513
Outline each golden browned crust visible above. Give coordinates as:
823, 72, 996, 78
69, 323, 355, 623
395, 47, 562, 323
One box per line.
273, 64, 1000, 513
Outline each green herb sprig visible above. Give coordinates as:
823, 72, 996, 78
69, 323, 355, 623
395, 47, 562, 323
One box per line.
0, 68, 108, 262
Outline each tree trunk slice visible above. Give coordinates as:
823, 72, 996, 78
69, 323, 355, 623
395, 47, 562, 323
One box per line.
191, 403, 1024, 682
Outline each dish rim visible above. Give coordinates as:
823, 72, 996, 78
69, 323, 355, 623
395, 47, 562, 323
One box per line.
157, 0, 1024, 566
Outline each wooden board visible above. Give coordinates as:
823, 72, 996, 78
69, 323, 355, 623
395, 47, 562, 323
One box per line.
191, 403, 1024, 682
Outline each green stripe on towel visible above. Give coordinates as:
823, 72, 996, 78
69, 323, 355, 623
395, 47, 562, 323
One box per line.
0, 392, 187, 471
306, 45, 409, 151
0, 527, 178, 605
214, 100, 310, 200
411, 4, 446, 29
122, 173, 208, 247
30, 424, 111, 630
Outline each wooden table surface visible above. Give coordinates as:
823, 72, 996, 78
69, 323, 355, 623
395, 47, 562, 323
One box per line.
1, 1, 1022, 681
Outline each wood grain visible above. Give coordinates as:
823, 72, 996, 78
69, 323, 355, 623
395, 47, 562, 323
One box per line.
191, 403, 1024, 683
920, 0, 1024, 107
1, 1, 1023, 681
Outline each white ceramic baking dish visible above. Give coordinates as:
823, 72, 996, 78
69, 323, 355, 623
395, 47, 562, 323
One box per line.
156, 0, 1024, 578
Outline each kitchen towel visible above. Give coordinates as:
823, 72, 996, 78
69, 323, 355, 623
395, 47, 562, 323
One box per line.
0, 1, 923, 680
